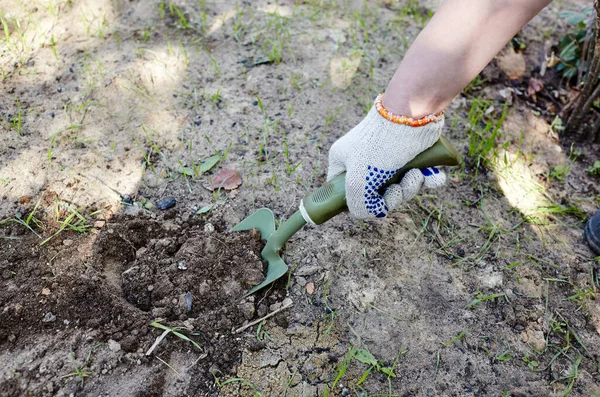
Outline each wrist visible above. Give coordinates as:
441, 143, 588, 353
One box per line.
382, 89, 446, 120
375, 94, 444, 127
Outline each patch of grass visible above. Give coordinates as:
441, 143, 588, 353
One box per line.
148, 320, 203, 352
255, 321, 272, 343
586, 160, 600, 176
465, 99, 508, 174
441, 330, 467, 347
214, 375, 263, 397
566, 285, 597, 313
283, 135, 302, 176
325, 344, 404, 394
204, 136, 231, 161
40, 203, 98, 246
49, 35, 58, 60
10, 196, 44, 238
465, 291, 506, 309
9, 98, 23, 135
204, 88, 223, 109
554, 354, 583, 396
548, 145, 580, 183
522, 353, 541, 371
60, 344, 101, 385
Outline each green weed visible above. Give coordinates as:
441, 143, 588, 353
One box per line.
149, 321, 202, 352
556, 7, 594, 80
465, 292, 506, 309
586, 161, 600, 176
10, 196, 44, 238
548, 145, 580, 183
60, 344, 101, 384
214, 376, 263, 397
465, 100, 508, 172
9, 99, 23, 135
49, 35, 58, 60
40, 204, 97, 246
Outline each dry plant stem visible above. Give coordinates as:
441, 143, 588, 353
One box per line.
233, 299, 293, 334
577, 21, 595, 87
592, 111, 600, 142
146, 329, 171, 356
566, 1, 600, 133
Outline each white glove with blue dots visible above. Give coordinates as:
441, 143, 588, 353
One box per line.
327, 103, 446, 219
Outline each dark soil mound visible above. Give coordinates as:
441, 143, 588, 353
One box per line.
0, 214, 268, 396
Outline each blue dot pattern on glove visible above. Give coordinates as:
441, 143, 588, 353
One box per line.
421, 167, 440, 177
363, 166, 441, 218
363, 165, 397, 218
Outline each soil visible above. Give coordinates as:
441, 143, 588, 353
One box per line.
1, 0, 599, 396
0, 214, 278, 396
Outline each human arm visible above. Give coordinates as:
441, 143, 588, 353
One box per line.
328, 0, 553, 219
383, 0, 553, 118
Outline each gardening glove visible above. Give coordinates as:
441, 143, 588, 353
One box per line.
327, 100, 446, 219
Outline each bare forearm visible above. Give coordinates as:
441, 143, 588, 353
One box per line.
383, 0, 552, 118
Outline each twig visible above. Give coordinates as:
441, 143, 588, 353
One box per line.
233, 299, 293, 334
191, 352, 208, 367
146, 329, 171, 356
578, 18, 595, 86
155, 356, 180, 376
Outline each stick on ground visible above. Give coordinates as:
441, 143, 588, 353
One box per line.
233, 298, 293, 334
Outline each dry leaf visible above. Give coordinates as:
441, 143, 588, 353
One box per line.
496, 46, 526, 80
526, 78, 544, 101
212, 169, 242, 190
306, 282, 315, 295
41, 288, 51, 296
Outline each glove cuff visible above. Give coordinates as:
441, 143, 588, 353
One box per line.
375, 94, 444, 127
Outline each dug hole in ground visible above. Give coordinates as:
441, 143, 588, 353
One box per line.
1, 0, 599, 396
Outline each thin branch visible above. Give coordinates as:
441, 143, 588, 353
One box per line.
233, 299, 293, 334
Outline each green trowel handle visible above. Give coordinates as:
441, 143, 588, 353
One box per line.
301, 136, 460, 225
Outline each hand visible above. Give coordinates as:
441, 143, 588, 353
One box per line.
327, 103, 446, 219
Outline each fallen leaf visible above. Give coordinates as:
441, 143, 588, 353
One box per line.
306, 282, 315, 295
41, 288, 51, 296
526, 77, 544, 101
212, 169, 242, 190
496, 46, 526, 80
196, 206, 212, 215
199, 155, 220, 173
178, 166, 194, 176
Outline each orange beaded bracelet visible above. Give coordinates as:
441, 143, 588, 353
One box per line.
375, 94, 444, 127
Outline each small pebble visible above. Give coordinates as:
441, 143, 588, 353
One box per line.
120, 195, 133, 205
306, 282, 315, 295
204, 223, 215, 233
63, 239, 73, 246
185, 291, 192, 312
178, 262, 187, 270
108, 339, 121, 352
157, 197, 176, 210
42, 312, 56, 322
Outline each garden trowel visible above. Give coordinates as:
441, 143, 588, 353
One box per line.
233, 136, 460, 295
